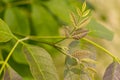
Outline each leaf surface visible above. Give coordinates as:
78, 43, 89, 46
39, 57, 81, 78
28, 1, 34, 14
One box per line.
2, 66, 23, 80
0, 19, 13, 42
103, 62, 120, 80
86, 19, 114, 40
4, 7, 30, 36
23, 44, 59, 80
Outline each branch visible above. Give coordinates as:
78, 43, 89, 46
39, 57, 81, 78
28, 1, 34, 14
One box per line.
82, 38, 120, 63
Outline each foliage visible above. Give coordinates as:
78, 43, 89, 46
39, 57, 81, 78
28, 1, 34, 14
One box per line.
0, 0, 120, 80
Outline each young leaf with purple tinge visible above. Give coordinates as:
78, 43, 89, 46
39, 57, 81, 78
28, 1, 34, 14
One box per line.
103, 62, 120, 80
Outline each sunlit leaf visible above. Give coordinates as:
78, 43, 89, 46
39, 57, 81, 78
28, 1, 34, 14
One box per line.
23, 44, 59, 80
103, 62, 120, 80
82, 1, 86, 12
70, 12, 77, 27
0, 19, 13, 42
86, 19, 114, 40
76, 8, 82, 17
81, 58, 97, 64
82, 9, 90, 17
78, 17, 90, 28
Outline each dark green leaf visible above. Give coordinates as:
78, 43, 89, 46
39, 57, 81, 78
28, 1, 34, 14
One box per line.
103, 62, 120, 80
32, 5, 59, 36
4, 7, 30, 36
0, 19, 13, 42
2, 66, 23, 80
23, 44, 59, 80
12, 44, 28, 64
86, 19, 114, 40
8, 58, 34, 80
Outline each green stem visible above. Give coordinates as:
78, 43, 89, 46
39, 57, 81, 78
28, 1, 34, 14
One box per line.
0, 61, 4, 64
0, 37, 29, 75
0, 40, 19, 75
27, 35, 120, 62
32, 40, 77, 61
29, 36, 65, 39
82, 38, 120, 62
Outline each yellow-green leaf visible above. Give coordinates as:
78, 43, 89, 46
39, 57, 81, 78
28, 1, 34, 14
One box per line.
76, 8, 82, 17
23, 44, 59, 80
82, 1, 86, 12
0, 19, 13, 42
70, 12, 77, 27
82, 9, 90, 17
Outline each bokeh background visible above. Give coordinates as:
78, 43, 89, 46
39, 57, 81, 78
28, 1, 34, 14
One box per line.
0, 0, 120, 80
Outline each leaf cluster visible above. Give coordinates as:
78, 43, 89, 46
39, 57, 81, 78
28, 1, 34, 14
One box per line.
0, 0, 119, 80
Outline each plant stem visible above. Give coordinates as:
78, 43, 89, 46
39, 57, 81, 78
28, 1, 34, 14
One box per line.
29, 36, 66, 39
82, 38, 120, 62
32, 40, 77, 61
27, 35, 120, 62
0, 40, 19, 75
0, 61, 4, 64
0, 37, 29, 75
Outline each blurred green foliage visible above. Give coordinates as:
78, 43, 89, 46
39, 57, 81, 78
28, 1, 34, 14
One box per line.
0, 0, 115, 80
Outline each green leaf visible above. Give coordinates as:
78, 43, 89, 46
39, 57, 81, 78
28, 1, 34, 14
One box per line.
76, 8, 82, 17
81, 58, 97, 64
82, 1, 86, 12
82, 9, 90, 17
70, 12, 77, 27
23, 44, 59, 80
4, 7, 30, 36
64, 40, 96, 80
86, 19, 114, 40
8, 59, 34, 80
12, 44, 28, 64
0, 19, 13, 42
2, 66, 23, 80
103, 62, 120, 80
32, 5, 59, 36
